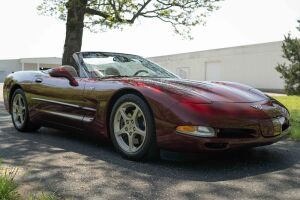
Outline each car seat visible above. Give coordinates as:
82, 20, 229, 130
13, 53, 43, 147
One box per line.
105, 67, 120, 76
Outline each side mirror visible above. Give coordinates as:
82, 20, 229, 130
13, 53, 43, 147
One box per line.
49, 67, 79, 86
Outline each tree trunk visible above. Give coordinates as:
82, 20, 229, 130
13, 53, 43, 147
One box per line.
62, 0, 87, 71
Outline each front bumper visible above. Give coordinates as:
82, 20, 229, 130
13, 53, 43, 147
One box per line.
157, 113, 290, 152
158, 126, 290, 153
155, 99, 291, 153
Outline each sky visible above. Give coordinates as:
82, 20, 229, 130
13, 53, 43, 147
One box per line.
0, 0, 299, 59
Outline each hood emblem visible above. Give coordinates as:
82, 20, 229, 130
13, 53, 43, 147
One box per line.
251, 104, 263, 110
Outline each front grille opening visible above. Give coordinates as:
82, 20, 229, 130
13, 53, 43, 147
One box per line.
218, 128, 257, 138
205, 143, 228, 149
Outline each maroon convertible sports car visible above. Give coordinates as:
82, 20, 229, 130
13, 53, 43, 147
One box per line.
3, 52, 290, 160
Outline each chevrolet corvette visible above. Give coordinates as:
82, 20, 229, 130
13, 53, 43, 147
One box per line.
3, 52, 290, 160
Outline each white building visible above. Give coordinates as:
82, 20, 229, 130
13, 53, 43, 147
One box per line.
0, 57, 61, 82
149, 41, 285, 92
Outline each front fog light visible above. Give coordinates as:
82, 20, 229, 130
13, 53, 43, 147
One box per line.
176, 126, 216, 137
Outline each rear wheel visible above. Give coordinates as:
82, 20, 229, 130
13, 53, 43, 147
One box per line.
110, 94, 157, 160
11, 89, 40, 132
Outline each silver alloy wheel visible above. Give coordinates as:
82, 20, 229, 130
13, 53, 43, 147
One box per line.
113, 102, 147, 153
12, 94, 26, 129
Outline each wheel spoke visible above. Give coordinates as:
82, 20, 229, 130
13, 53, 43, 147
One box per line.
13, 101, 18, 108
19, 113, 24, 124
128, 135, 134, 152
20, 97, 25, 108
13, 106, 17, 113
132, 107, 140, 120
17, 95, 21, 106
13, 113, 18, 121
20, 106, 25, 113
119, 108, 129, 120
115, 126, 126, 136
135, 127, 146, 137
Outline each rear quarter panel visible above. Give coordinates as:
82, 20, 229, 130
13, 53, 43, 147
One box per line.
3, 71, 40, 113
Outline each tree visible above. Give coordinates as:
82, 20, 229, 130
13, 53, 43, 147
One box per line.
276, 20, 300, 95
38, 0, 221, 68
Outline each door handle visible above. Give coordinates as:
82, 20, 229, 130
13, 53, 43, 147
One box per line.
35, 78, 43, 83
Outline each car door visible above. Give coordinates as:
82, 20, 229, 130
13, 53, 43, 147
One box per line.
78, 78, 111, 137
30, 72, 86, 129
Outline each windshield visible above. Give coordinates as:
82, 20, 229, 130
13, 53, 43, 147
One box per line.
81, 52, 178, 78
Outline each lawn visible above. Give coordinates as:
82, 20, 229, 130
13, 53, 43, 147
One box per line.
272, 95, 300, 140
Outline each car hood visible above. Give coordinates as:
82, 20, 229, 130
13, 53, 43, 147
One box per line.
137, 78, 268, 103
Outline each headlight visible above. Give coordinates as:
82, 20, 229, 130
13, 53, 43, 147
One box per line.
273, 102, 290, 119
176, 126, 216, 137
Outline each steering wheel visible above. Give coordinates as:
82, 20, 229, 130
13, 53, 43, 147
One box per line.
133, 70, 149, 76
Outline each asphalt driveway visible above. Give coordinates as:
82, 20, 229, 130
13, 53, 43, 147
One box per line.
0, 84, 299, 199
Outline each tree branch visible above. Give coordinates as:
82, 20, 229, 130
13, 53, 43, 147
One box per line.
129, 0, 152, 23
85, 8, 110, 19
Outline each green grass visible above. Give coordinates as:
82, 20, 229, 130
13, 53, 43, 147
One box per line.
272, 95, 300, 140
0, 167, 20, 200
28, 193, 58, 200
0, 162, 57, 200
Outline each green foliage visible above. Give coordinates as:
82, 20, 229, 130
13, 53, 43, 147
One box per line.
38, 0, 222, 39
276, 20, 300, 95
0, 166, 20, 200
37, 0, 67, 21
273, 95, 300, 140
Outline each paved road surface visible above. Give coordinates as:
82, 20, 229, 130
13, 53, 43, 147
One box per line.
0, 84, 299, 199
0, 83, 3, 101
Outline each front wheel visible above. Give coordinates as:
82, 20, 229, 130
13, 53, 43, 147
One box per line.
109, 94, 157, 160
11, 89, 40, 132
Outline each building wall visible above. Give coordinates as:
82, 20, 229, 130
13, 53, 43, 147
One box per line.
0, 57, 62, 82
24, 63, 38, 71
39, 64, 60, 69
149, 41, 285, 90
0, 59, 21, 82
0, 43, 286, 90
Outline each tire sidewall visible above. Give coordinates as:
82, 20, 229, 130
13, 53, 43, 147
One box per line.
109, 94, 156, 160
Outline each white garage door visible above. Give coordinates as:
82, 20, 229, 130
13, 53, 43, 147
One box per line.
205, 61, 221, 81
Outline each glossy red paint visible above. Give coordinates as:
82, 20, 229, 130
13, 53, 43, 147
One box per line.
3, 53, 291, 153
49, 67, 79, 86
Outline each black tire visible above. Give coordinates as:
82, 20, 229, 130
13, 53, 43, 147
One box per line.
10, 89, 40, 132
109, 94, 158, 161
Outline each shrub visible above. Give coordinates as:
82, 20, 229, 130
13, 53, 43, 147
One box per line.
276, 20, 300, 95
